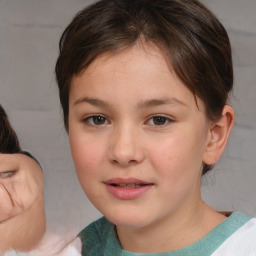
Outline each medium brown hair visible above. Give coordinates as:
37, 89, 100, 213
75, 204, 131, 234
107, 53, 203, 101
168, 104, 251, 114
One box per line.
0, 105, 21, 153
55, 0, 233, 175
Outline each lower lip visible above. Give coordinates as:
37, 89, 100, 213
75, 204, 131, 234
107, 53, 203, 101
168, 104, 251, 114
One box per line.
105, 184, 153, 200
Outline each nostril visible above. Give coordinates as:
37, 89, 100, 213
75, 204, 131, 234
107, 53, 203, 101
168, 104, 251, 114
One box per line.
111, 158, 138, 167
108, 137, 146, 166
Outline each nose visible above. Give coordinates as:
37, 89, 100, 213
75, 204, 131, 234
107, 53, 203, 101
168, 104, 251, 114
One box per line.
108, 125, 146, 167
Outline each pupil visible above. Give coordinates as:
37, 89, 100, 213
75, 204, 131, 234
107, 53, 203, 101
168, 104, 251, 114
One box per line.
93, 116, 105, 125
153, 116, 166, 125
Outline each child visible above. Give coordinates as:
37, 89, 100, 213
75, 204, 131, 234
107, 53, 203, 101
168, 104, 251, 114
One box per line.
0, 104, 45, 253
55, 0, 256, 255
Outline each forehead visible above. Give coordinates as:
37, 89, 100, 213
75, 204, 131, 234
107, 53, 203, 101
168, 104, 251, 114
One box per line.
72, 43, 175, 93
80, 43, 170, 76
70, 43, 205, 113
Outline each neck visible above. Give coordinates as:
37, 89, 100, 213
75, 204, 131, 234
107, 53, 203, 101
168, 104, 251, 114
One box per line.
116, 200, 226, 253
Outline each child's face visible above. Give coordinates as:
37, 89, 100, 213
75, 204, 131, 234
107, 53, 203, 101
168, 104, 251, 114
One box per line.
68, 44, 212, 229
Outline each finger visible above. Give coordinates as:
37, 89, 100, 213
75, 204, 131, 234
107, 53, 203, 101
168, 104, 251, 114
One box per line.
0, 153, 43, 221
0, 183, 24, 222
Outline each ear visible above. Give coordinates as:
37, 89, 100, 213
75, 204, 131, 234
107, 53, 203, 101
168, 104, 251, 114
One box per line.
203, 105, 235, 165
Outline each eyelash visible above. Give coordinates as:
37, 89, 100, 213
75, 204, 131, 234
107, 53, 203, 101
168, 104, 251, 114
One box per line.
82, 114, 173, 127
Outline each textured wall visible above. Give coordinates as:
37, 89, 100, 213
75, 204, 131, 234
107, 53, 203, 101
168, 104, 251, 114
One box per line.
0, 0, 255, 232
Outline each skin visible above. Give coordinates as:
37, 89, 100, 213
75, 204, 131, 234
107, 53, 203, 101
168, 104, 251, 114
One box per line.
68, 43, 234, 253
0, 153, 45, 252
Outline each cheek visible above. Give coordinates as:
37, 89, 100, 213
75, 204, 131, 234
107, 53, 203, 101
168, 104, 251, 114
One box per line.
69, 135, 105, 202
151, 135, 203, 202
69, 132, 103, 182
150, 132, 204, 179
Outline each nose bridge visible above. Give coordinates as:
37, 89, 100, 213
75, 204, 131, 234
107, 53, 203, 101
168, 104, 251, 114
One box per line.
109, 121, 145, 166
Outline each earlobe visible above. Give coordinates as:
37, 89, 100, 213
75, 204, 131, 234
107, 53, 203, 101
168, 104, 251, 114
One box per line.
203, 105, 235, 165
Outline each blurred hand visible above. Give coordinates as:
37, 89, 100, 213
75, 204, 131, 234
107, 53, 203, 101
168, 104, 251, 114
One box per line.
0, 153, 43, 222
0, 153, 45, 252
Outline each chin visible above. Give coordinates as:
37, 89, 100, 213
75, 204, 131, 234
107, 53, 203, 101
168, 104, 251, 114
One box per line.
103, 209, 152, 230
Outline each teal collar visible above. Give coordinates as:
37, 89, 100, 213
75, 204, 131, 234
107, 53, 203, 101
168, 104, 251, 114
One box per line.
118, 212, 251, 256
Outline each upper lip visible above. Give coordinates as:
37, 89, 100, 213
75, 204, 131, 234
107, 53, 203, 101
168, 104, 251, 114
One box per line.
104, 177, 153, 185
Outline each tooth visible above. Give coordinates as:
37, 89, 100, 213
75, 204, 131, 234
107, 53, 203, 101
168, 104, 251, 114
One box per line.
116, 184, 142, 188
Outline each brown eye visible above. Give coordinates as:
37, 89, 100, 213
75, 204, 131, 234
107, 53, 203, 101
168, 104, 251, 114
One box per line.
152, 116, 168, 125
92, 116, 106, 125
84, 115, 109, 126
146, 115, 173, 126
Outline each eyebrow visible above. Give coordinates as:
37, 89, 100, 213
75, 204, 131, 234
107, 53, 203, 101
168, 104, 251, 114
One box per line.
73, 97, 112, 109
73, 97, 187, 109
137, 98, 188, 109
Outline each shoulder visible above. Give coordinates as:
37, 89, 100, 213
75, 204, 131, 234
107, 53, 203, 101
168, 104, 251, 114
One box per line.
79, 216, 113, 240
78, 217, 118, 256
212, 213, 256, 255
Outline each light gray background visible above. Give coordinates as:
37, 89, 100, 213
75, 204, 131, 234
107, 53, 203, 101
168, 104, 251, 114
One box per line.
0, 0, 255, 232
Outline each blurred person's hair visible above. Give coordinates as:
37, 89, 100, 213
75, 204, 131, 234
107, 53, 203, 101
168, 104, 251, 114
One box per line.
0, 104, 21, 153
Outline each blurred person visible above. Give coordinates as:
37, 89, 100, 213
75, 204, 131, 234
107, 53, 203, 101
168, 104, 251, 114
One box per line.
0, 104, 45, 253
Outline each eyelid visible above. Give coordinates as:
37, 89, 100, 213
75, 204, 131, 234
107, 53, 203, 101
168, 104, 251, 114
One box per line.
0, 171, 16, 178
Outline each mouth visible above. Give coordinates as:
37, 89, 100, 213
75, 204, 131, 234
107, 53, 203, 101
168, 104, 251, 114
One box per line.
105, 177, 153, 188
104, 178, 154, 200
